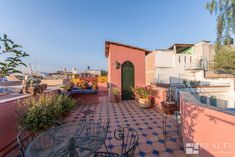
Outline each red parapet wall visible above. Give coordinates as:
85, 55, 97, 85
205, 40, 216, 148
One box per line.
0, 90, 59, 156
0, 100, 19, 156
180, 92, 235, 157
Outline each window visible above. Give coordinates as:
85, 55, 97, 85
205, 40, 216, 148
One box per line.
184, 56, 186, 63
179, 56, 181, 63
190, 56, 192, 63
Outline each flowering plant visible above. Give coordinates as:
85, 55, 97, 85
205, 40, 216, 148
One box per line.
112, 87, 119, 96
133, 86, 158, 99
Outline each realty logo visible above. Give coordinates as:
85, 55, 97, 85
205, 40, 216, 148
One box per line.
185, 143, 200, 155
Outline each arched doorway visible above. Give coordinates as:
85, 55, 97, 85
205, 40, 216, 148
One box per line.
121, 61, 135, 100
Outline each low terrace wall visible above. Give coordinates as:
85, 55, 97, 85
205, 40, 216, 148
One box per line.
180, 91, 235, 157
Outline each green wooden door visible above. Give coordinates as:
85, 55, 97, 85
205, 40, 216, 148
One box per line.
122, 61, 135, 100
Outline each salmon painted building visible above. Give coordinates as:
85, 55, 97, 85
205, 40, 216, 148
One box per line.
105, 41, 150, 100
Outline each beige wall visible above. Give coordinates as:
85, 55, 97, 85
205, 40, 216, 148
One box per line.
145, 51, 156, 85
41, 79, 64, 86
155, 50, 198, 81
193, 41, 214, 61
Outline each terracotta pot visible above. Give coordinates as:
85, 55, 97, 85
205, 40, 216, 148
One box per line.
161, 101, 177, 114
138, 98, 151, 108
113, 95, 120, 103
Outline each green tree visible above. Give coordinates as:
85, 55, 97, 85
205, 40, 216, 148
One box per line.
101, 70, 108, 76
0, 34, 29, 90
224, 36, 234, 45
213, 46, 235, 74
206, 0, 235, 45
206, 1, 235, 75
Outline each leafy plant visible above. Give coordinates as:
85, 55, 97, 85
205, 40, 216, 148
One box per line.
134, 86, 158, 99
92, 82, 98, 90
182, 80, 188, 87
112, 87, 119, 96
0, 34, 29, 77
60, 82, 74, 91
80, 80, 89, 89
0, 34, 29, 90
101, 70, 108, 76
17, 94, 76, 132
206, 0, 235, 45
212, 46, 235, 75
189, 80, 201, 87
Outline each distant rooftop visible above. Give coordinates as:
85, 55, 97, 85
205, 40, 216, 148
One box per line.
167, 40, 211, 53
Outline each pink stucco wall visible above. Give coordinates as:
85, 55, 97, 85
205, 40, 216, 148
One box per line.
180, 92, 235, 157
107, 44, 146, 94
0, 90, 59, 156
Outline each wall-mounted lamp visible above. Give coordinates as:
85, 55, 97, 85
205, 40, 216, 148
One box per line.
114, 61, 121, 69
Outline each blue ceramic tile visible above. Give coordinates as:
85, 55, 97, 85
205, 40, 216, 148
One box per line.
108, 144, 114, 149
142, 133, 147, 137
158, 139, 165, 144
146, 140, 153, 145
152, 132, 158, 136
152, 149, 159, 155
170, 138, 177, 142
138, 151, 146, 157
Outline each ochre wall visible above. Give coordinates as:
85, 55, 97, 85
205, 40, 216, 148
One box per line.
108, 44, 146, 94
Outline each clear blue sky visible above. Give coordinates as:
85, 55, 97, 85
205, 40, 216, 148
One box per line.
0, 0, 217, 72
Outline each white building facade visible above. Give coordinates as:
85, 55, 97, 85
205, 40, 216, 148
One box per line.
146, 41, 214, 84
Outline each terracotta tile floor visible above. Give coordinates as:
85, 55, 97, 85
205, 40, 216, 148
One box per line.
63, 96, 186, 157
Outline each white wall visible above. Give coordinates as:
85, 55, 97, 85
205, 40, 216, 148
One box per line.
155, 50, 200, 81
154, 41, 214, 82
155, 51, 175, 67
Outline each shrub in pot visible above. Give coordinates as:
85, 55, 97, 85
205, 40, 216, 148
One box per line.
80, 80, 89, 89
134, 86, 158, 108
92, 82, 98, 90
60, 82, 74, 92
112, 87, 120, 103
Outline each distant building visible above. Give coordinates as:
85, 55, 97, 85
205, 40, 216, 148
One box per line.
106, 41, 150, 100
146, 41, 214, 84
72, 68, 77, 74
85, 70, 102, 76
47, 71, 65, 79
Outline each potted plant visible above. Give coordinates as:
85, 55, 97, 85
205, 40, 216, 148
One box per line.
161, 89, 178, 114
112, 87, 120, 103
92, 82, 98, 90
80, 80, 88, 89
134, 86, 157, 108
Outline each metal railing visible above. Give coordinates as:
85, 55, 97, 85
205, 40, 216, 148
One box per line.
156, 74, 231, 87
156, 74, 235, 113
